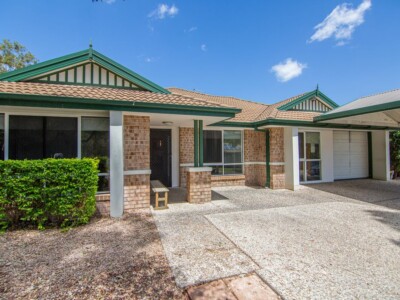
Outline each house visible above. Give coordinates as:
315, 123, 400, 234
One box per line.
0, 47, 397, 217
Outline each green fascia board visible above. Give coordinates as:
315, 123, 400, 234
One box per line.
278, 90, 339, 111
92, 50, 169, 94
254, 118, 398, 130
209, 121, 256, 128
314, 100, 400, 122
0, 48, 171, 94
0, 93, 239, 118
0, 49, 89, 81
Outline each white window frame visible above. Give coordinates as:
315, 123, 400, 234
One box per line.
203, 129, 244, 175
1, 110, 110, 193
299, 131, 322, 183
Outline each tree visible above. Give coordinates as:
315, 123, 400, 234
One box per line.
0, 39, 37, 74
390, 131, 400, 178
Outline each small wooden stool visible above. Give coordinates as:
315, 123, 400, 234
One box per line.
151, 180, 169, 209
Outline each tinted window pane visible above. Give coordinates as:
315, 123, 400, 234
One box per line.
210, 165, 223, 175
298, 132, 304, 159
224, 164, 243, 175
306, 132, 320, 159
0, 114, 3, 160
45, 117, 77, 158
306, 161, 321, 181
81, 117, 110, 192
299, 161, 304, 182
224, 130, 242, 164
9, 116, 44, 159
9, 116, 77, 160
203, 130, 222, 163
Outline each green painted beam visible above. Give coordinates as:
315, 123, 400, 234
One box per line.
194, 120, 199, 167
199, 120, 204, 167
265, 129, 270, 188
0, 93, 239, 118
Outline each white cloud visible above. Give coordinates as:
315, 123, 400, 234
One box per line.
309, 0, 372, 45
271, 58, 307, 82
200, 44, 207, 52
148, 4, 179, 19
185, 26, 198, 33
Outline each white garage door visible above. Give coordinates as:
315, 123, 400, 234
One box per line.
333, 131, 369, 180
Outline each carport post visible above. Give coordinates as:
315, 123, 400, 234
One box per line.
284, 127, 300, 190
109, 111, 124, 217
371, 130, 390, 181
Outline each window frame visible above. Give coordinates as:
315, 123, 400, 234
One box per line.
203, 129, 244, 175
2, 112, 110, 193
299, 131, 322, 183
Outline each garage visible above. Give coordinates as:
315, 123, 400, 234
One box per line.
333, 131, 369, 180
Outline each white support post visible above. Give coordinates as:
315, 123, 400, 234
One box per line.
284, 127, 299, 190
372, 130, 390, 181
110, 111, 124, 217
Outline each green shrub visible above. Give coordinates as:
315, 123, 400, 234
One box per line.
0, 158, 99, 230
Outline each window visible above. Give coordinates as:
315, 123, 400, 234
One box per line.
9, 116, 77, 160
299, 132, 321, 182
203, 130, 243, 175
81, 117, 110, 192
0, 114, 4, 160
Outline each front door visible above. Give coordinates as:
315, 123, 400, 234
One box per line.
150, 129, 172, 187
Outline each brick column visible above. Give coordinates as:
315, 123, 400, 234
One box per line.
186, 167, 212, 203
270, 128, 286, 189
124, 115, 151, 211
179, 127, 194, 187
243, 130, 266, 187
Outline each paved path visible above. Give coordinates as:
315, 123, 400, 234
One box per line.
153, 180, 400, 299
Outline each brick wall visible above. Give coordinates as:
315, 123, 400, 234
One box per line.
95, 194, 110, 216
269, 128, 285, 189
211, 174, 245, 187
244, 130, 266, 187
123, 115, 150, 210
186, 169, 211, 203
179, 127, 194, 187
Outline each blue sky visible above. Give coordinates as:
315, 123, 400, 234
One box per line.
1, 0, 399, 105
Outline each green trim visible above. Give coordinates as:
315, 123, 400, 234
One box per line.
254, 118, 398, 130
278, 90, 339, 111
315, 100, 400, 122
265, 130, 270, 188
210, 121, 255, 128
194, 120, 199, 167
199, 120, 204, 167
368, 131, 373, 178
74, 67, 77, 83
0, 93, 239, 117
0, 49, 89, 81
0, 47, 171, 94
82, 63, 86, 84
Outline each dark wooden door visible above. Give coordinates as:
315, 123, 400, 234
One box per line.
150, 129, 172, 187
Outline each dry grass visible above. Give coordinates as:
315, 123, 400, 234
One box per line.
0, 210, 185, 300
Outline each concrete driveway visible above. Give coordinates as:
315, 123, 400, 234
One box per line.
152, 179, 400, 299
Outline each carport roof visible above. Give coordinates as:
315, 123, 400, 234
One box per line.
315, 89, 400, 126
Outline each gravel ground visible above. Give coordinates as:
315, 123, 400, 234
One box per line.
0, 210, 184, 300
153, 180, 400, 299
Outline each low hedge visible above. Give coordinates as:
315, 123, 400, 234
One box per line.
0, 158, 99, 230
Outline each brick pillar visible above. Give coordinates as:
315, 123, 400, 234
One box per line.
243, 130, 266, 187
186, 167, 212, 203
270, 127, 286, 189
124, 115, 151, 211
179, 127, 194, 187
